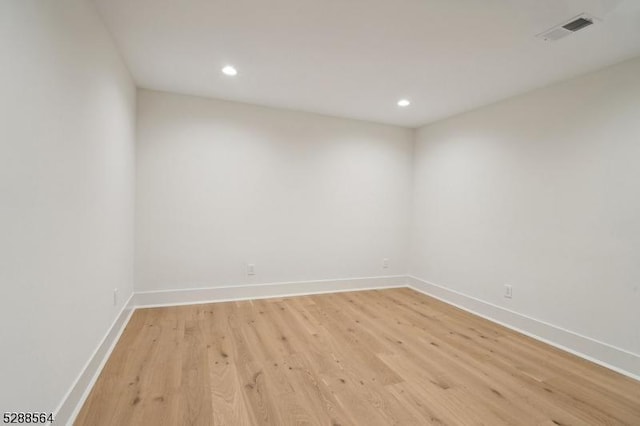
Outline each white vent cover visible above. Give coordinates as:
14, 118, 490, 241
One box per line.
537, 13, 601, 42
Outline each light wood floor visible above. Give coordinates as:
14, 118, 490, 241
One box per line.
76, 288, 640, 425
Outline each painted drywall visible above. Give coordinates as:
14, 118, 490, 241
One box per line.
0, 0, 135, 414
410, 56, 640, 357
135, 90, 413, 292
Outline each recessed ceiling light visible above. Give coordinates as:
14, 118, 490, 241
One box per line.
222, 65, 238, 76
397, 99, 411, 107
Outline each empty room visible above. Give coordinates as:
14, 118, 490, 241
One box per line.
2, 0, 640, 424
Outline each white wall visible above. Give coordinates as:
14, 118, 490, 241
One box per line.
0, 0, 135, 414
410, 57, 640, 357
136, 90, 413, 292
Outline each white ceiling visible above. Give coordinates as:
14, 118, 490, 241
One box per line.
95, 0, 640, 127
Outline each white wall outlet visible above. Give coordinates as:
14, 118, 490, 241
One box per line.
504, 284, 513, 299
247, 264, 256, 276
382, 258, 389, 269
113, 288, 118, 306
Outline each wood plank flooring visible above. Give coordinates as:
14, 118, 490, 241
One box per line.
75, 288, 640, 425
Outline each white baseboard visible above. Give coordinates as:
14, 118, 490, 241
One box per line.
133, 275, 408, 308
408, 275, 640, 381
54, 293, 136, 426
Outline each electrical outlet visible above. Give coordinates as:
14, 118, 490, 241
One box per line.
247, 264, 256, 276
113, 288, 118, 306
504, 284, 512, 299
382, 258, 389, 269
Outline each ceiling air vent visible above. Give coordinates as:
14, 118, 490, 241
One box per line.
562, 17, 594, 32
537, 13, 600, 42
